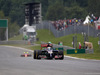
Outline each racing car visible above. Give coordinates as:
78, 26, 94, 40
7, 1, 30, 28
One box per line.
33, 44, 64, 60
21, 52, 32, 57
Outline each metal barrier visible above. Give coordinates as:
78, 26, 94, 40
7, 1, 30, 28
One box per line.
85, 49, 94, 54
36, 21, 99, 37
0, 40, 28, 45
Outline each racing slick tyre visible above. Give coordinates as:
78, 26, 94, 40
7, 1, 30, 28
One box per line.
34, 50, 37, 59
59, 51, 64, 60
21, 55, 25, 57
27, 54, 32, 57
37, 50, 41, 59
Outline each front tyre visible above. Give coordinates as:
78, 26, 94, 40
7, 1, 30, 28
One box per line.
59, 51, 64, 60
37, 50, 41, 59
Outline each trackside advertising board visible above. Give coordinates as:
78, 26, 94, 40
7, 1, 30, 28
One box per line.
67, 49, 85, 54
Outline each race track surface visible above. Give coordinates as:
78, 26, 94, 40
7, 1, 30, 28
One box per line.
0, 46, 100, 75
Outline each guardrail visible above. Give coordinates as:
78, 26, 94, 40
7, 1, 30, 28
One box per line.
0, 40, 28, 45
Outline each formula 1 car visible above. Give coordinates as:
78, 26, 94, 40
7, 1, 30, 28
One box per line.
33, 44, 64, 60
21, 52, 32, 57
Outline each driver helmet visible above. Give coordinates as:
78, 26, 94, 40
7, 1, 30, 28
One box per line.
47, 47, 51, 50
48, 41, 51, 44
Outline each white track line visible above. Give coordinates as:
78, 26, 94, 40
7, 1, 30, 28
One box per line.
64, 55, 100, 61
85, 73, 100, 75
3, 46, 33, 52
64, 55, 87, 60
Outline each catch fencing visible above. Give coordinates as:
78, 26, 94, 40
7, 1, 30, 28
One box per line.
36, 21, 100, 37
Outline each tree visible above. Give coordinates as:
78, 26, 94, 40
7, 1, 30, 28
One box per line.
0, 0, 12, 16
0, 11, 5, 19
76, 0, 88, 7
8, 21, 20, 38
46, 2, 65, 20
65, 5, 88, 19
0, 10, 20, 40
88, 0, 100, 17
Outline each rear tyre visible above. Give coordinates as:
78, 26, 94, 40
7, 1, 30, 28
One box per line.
28, 54, 32, 57
21, 55, 25, 57
34, 50, 37, 59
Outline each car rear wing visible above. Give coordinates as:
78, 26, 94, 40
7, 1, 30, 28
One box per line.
41, 44, 53, 50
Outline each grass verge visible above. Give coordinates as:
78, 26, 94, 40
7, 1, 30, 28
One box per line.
8, 29, 100, 60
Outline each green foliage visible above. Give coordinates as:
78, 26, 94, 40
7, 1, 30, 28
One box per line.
46, 2, 65, 20
0, 10, 20, 40
0, 0, 100, 40
36, 29, 55, 43
0, 11, 5, 18
8, 21, 20, 38
45, 0, 88, 20
0, 0, 99, 24
65, 5, 88, 19
88, 0, 100, 16
0, 0, 12, 16
76, 0, 88, 7
0, 0, 32, 26
9, 34, 23, 40
0, 28, 6, 40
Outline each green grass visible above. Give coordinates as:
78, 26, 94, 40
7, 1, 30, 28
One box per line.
9, 34, 23, 40
28, 45, 41, 50
36, 29, 100, 60
66, 53, 100, 60
36, 29, 55, 44
9, 29, 100, 60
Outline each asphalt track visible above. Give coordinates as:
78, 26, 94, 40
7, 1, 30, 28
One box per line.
0, 46, 100, 75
